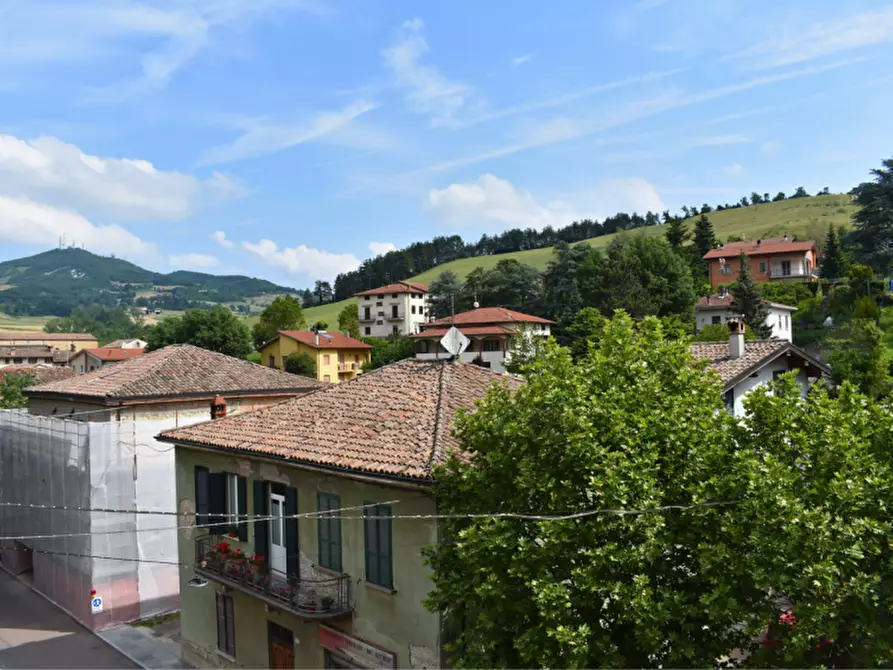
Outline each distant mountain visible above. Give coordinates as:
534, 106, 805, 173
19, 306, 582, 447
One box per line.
0, 248, 296, 316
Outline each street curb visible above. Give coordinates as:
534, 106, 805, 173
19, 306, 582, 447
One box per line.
0, 563, 147, 669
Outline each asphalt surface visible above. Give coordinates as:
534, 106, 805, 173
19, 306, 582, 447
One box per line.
0, 569, 138, 669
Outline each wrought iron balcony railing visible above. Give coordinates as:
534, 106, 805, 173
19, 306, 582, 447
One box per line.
194, 536, 350, 619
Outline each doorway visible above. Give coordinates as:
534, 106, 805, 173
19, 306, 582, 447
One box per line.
268, 621, 294, 669
269, 492, 286, 575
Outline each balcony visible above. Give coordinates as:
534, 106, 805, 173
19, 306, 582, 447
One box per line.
386, 312, 404, 321
359, 314, 375, 323
338, 362, 358, 373
194, 536, 350, 620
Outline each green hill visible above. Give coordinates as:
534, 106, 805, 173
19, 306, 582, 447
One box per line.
304, 194, 857, 324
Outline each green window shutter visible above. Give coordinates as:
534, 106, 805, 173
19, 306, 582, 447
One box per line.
331, 495, 342, 573
364, 503, 377, 586
317, 492, 329, 569
253, 480, 268, 574
285, 486, 298, 585
195, 466, 209, 528
379, 504, 392, 588
317, 493, 341, 572
208, 472, 226, 534
364, 503, 392, 588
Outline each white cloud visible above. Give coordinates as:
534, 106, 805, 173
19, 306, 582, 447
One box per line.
241, 239, 360, 281
0, 1, 319, 102
761, 141, 779, 154
368, 241, 397, 256
168, 252, 220, 270
692, 134, 751, 147
199, 100, 378, 165
512, 54, 534, 67
211, 230, 234, 248
725, 7, 893, 69
722, 163, 745, 176
382, 18, 470, 127
0, 195, 158, 261
0, 134, 243, 221
426, 174, 665, 231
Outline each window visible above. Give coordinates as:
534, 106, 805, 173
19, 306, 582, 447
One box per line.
281, 356, 287, 369
411, 305, 416, 314
364, 327, 371, 336
364, 503, 393, 589
354, 354, 359, 363
216, 593, 235, 658
417, 340, 429, 353
391, 305, 399, 318
323, 354, 330, 365
224, 473, 246, 534
268, 356, 275, 368
483, 339, 501, 352
806, 259, 811, 273
781, 260, 792, 276
721, 265, 731, 275
317, 492, 342, 572
364, 307, 371, 320
392, 325, 400, 336
722, 388, 734, 413
392, 293, 398, 298
711, 316, 721, 325
364, 296, 370, 301
772, 370, 786, 381
759, 261, 767, 273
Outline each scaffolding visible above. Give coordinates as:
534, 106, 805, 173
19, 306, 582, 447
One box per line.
0, 409, 179, 628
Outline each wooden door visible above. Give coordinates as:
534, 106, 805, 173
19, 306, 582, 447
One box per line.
268, 622, 294, 669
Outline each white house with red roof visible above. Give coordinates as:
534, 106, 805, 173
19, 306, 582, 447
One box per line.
411, 307, 554, 372
69, 346, 146, 373
354, 280, 430, 338
696, 293, 797, 342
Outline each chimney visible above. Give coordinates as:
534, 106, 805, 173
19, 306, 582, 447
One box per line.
211, 395, 227, 420
314, 332, 319, 346
756, 239, 761, 246
783, 234, 788, 242
728, 318, 745, 359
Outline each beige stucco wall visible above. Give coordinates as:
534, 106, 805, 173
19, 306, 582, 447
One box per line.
175, 446, 441, 669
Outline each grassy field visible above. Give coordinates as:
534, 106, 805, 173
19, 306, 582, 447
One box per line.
0, 195, 858, 333
304, 194, 858, 325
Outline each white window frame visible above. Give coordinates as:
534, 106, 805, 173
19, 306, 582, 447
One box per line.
225, 473, 239, 528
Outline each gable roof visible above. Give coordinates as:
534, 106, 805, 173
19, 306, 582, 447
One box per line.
426, 307, 554, 327
0, 345, 55, 359
157, 359, 524, 482
277, 331, 373, 350
354, 281, 429, 297
690, 339, 829, 390
411, 325, 513, 338
26, 344, 326, 404
703, 238, 817, 260
82, 347, 146, 362
0, 332, 98, 342
0, 366, 74, 385
696, 294, 797, 312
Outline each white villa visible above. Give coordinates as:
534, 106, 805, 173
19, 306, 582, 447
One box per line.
695, 293, 797, 342
354, 281, 430, 338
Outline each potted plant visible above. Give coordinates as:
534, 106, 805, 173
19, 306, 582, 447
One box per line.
248, 553, 266, 586
321, 595, 335, 611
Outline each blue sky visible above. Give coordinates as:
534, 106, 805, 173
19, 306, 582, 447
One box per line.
1, 0, 892, 288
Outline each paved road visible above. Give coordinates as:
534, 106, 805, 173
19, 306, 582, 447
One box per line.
0, 570, 138, 668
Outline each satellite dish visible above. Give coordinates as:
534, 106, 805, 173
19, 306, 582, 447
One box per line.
440, 326, 470, 357
473, 301, 480, 309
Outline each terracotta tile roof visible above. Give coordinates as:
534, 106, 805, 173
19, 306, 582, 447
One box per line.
690, 339, 828, 388
703, 238, 817, 260
695, 294, 797, 311
427, 307, 555, 327
278, 331, 373, 350
410, 325, 513, 338
84, 347, 146, 362
354, 281, 429, 296
26, 344, 327, 403
0, 332, 98, 342
0, 366, 74, 385
158, 359, 524, 481
0, 345, 55, 359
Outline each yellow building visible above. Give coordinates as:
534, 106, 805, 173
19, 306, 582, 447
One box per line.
0, 332, 98, 353
260, 330, 372, 384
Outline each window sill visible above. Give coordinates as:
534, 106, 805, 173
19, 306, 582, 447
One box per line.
216, 650, 236, 664
363, 581, 396, 595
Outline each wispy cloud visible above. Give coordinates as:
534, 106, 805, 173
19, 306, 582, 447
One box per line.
722, 163, 745, 177
169, 252, 219, 270
211, 230, 234, 248
368, 241, 397, 255
512, 54, 534, 67
198, 100, 378, 165
724, 7, 893, 69
241, 238, 360, 281
382, 18, 470, 127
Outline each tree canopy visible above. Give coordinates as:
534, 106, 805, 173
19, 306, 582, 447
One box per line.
821, 224, 847, 280
337, 302, 361, 339
251, 296, 306, 350
146, 306, 252, 358
44, 305, 146, 345
851, 157, 893, 273
692, 214, 717, 278
731, 252, 772, 338
426, 313, 893, 667
428, 270, 462, 320
284, 351, 317, 378
0, 372, 34, 409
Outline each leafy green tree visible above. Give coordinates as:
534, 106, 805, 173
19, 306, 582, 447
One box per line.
731, 252, 772, 338
692, 214, 717, 278
828, 320, 890, 398
820, 224, 847, 280
663, 216, 690, 251
541, 242, 590, 323
461, 260, 542, 314
314, 280, 333, 305
251, 296, 306, 349
284, 352, 317, 378
695, 322, 757, 342
504, 326, 548, 374
311, 320, 328, 332
337, 303, 360, 338
772, 191, 786, 201
750, 192, 763, 205
45, 305, 146, 345
791, 185, 809, 198
428, 270, 463, 320
578, 235, 696, 319
851, 158, 893, 273
0, 372, 35, 408
566, 306, 607, 359
426, 314, 764, 667
146, 306, 251, 358
362, 336, 414, 370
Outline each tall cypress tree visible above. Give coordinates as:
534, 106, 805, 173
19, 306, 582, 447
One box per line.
692, 214, 717, 278
731, 251, 772, 338
664, 217, 690, 251
821, 224, 847, 280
